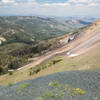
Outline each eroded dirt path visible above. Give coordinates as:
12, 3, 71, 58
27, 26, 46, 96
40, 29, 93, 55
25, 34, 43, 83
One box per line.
68, 33, 100, 57
17, 33, 100, 71
13, 20, 100, 71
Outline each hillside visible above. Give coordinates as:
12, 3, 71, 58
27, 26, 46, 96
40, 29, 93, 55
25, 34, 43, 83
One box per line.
0, 16, 92, 44
0, 36, 67, 74
0, 70, 100, 100
0, 18, 100, 100
0, 19, 100, 85
66, 19, 100, 57
0, 16, 92, 74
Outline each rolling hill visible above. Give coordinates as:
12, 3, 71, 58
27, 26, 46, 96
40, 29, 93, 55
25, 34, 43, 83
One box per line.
0, 17, 100, 100
0, 18, 99, 84
0, 16, 93, 74
0, 16, 92, 44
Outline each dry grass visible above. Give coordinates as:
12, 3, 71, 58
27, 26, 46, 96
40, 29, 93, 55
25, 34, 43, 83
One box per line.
0, 46, 100, 85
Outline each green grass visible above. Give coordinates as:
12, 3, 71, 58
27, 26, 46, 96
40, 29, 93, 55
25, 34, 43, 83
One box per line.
36, 81, 86, 100
29, 58, 62, 76
16, 83, 30, 95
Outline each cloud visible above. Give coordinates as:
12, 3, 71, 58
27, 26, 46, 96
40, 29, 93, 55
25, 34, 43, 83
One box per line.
43, 3, 70, 6
68, 0, 98, 3
0, 0, 100, 17
1, 0, 14, 3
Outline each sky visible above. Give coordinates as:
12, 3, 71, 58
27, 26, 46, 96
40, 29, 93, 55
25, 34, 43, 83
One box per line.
0, 0, 100, 17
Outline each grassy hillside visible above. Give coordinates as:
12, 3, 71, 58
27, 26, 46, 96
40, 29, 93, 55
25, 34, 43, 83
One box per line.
0, 16, 90, 74
0, 17, 99, 100
0, 45, 99, 85
0, 35, 68, 75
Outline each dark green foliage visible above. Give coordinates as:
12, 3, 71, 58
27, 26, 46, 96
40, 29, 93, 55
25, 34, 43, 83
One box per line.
0, 67, 3, 74
29, 58, 62, 75
8, 71, 13, 75
8, 83, 13, 87
0, 43, 29, 74
52, 59, 62, 64
0, 37, 62, 74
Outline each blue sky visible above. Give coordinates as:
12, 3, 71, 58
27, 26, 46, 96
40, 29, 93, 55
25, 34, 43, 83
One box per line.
0, 0, 100, 17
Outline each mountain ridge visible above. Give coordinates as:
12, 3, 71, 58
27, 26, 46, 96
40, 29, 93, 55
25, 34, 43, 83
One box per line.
0, 16, 92, 45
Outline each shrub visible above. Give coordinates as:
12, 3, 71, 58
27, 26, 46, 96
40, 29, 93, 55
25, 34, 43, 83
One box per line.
29, 71, 33, 76
8, 71, 13, 75
29, 58, 62, 76
42, 92, 55, 99
0, 67, 3, 75
56, 90, 64, 100
34, 67, 41, 74
36, 81, 86, 100
17, 83, 30, 95
41, 65, 47, 70
49, 81, 59, 89
8, 83, 13, 87
36, 97, 44, 100
74, 88, 85, 95
52, 59, 62, 65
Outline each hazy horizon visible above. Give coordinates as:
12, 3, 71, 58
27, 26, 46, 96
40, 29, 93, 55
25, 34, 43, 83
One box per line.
0, 0, 100, 17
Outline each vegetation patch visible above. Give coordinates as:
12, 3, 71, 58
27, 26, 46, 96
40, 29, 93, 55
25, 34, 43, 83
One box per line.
16, 83, 30, 95
8, 71, 13, 75
36, 81, 86, 100
29, 58, 62, 75
8, 83, 13, 87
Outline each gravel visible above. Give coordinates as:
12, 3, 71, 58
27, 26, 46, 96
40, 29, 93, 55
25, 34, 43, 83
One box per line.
0, 70, 100, 100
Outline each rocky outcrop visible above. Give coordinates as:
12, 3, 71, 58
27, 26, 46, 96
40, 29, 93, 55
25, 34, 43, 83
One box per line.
0, 37, 6, 45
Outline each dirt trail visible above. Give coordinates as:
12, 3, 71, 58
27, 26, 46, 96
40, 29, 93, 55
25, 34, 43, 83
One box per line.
68, 33, 100, 57
17, 43, 71, 71
17, 20, 100, 71
67, 20, 100, 57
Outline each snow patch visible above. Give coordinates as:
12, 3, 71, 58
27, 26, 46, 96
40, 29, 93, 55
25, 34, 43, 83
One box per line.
67, 52, 79, 57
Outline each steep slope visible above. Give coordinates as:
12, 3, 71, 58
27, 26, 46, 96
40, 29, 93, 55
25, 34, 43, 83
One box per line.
0, 20, 100, 85
0, 70, 100, 100
0, 16, 93, 74
67, 19, 100, 57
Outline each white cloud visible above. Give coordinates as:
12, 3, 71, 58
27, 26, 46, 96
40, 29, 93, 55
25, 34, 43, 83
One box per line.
43, 3, 70, 6
88, 2, 99, 6
1, 0, 14, 3
0, 0, 100, 17
67, 0, 100, 5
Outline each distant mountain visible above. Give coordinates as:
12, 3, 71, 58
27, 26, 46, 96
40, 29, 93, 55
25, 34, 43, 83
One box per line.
0, 16, 92, 44
66, 19, 92, 25
0, 18, 100, 98
0, 16, 95, 74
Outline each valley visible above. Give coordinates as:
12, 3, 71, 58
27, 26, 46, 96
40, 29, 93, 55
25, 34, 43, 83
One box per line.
0, 0, 100, 99
0, 16, 92, 75
0, 17, 100, 100
0, 18, 100, 86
